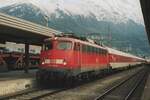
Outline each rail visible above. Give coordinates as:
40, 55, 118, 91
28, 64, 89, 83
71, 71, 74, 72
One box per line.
0, 87, 69, 100
95, 68, 147, 100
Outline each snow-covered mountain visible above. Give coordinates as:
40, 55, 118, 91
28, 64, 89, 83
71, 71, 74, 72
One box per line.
0, 1, 149, 56
0, 0, 144, 24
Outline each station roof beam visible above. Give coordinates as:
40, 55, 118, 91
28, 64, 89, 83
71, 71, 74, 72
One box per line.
0, 12, 61, 45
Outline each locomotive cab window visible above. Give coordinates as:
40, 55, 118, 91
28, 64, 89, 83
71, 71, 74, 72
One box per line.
57, 41, 72, 50
43, 42, 53, 51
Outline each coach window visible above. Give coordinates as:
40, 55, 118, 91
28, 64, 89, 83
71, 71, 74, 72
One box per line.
57, 41, 72, 50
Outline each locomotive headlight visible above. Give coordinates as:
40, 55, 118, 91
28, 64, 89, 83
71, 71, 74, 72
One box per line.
42, 62, 45, 64
63, 62, 67, 65
63, 59, 67, 65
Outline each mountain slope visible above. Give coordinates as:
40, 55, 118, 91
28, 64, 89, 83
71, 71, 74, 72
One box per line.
0, 3, 47, 25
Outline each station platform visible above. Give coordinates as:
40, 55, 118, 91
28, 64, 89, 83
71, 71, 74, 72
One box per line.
141, 69, 150, 100
0, 69, 37, 96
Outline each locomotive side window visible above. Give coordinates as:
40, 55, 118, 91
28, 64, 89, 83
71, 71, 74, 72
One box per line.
74, 43, 80, 51
87, 46, 90, 52
43, 42, 53, 51
81, 44, 107, 55
57, 41, 72, 50
96, 48, 99, 54
82, 45, 86, 52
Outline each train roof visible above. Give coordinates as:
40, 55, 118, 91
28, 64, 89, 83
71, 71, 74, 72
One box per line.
45, 36, 107, 50
45, 35, 145, 60
106, 47, 144, 60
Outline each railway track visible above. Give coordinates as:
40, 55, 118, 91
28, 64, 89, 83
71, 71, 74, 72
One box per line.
0, 87, 69, 100
0, 67, 145, 100
95, 67, 148, 100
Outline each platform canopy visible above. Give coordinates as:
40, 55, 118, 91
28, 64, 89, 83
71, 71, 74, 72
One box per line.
140, 0, 150, 44
0, 12, 61, 45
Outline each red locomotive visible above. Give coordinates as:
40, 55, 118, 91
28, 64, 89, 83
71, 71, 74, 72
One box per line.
36, 34, 145, 82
